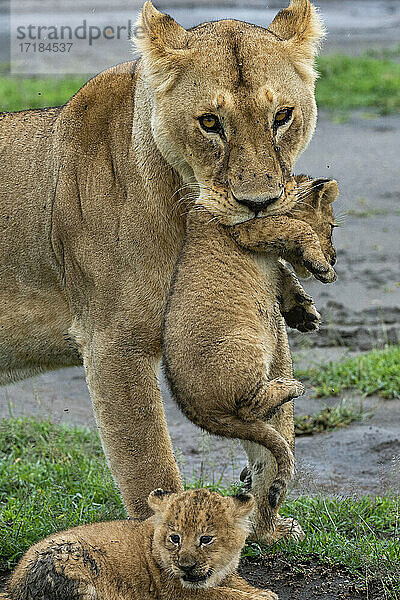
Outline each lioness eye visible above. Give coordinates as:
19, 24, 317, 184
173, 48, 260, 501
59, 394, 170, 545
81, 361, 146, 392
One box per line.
199, 114, 221, 133
200, 535, 214, 545
274, 108, 293, 128
170, 534, 181, 545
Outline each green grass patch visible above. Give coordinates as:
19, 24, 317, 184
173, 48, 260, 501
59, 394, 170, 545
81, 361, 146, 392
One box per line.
0, 417, 126, 569
0, 72, 87, 112
294, 400, 367, 436
1, 417, 399, 598
316, 52, 400, 115
296, 345, 400, 399
1, 50, 400, 114
254, 495, 400, 598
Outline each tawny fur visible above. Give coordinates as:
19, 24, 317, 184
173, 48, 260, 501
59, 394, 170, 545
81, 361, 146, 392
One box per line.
163, 176, 338, 536
0, 0, 325, 542
1, 490, 278, 600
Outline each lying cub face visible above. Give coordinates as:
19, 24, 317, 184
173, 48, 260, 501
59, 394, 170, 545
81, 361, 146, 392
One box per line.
148, 488, 254, 589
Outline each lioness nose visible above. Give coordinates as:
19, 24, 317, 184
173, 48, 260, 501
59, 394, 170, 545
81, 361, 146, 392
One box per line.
233, 190, 283, 214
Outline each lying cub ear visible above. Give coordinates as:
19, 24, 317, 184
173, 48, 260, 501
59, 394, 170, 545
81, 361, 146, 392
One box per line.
231, 493, 255, 519
312, 179, 339, 206
133, 1, 190, 92
268, 0, 325, 81
148, 489, 175, 514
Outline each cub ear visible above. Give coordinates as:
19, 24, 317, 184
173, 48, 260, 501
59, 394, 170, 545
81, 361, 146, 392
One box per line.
230, 493, 255, 519
312, 178, 339, 206
133, 1, 190, 92
148, 488, 175, 514
268, 0, 325, 78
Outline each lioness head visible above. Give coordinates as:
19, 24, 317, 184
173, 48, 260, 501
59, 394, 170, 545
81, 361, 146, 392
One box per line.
148, 488, 254, 589
135, 0, 325, 225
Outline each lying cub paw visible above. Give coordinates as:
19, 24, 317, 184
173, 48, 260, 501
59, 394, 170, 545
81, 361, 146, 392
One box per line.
249, 591, 279, 600
282, 293, 321, 332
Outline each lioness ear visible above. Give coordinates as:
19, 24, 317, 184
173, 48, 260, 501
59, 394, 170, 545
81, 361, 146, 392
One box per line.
268, 0, 325, 80
230, 493, 255, 519
148, 489, 175, 514
312, 179, 339, 206
133, 1, 190, 92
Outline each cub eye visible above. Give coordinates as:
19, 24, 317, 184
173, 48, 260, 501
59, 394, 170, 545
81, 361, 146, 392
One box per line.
169, 534, 181, 545
200, 535, 214, 545
198, 114, 221, 133
274, 108, 293, 128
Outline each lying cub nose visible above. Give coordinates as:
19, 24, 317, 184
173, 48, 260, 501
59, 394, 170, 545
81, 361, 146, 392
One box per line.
179, 561, 197, 572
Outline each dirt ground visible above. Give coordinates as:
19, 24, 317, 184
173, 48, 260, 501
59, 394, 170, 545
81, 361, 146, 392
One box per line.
239, 556, 386, 600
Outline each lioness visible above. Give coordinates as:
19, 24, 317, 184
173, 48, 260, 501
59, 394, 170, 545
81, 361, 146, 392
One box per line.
163, 176, 337, 538
1, 489, 278, 600
0, 0, 325, 541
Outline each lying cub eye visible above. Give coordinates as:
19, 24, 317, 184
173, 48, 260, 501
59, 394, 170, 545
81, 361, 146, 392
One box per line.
200, 535, 214, 545
170, 534, 181, 545
198, 114, 222, 133
274, 108, 293, 128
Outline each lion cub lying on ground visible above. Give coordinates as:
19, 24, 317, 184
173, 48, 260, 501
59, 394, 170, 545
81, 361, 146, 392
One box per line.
163, 176, 338, 512
2, 489, 277, 600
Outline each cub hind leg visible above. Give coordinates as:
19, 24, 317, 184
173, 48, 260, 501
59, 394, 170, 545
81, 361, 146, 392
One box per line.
4, 539, 103, 600
235, 377, 304, 509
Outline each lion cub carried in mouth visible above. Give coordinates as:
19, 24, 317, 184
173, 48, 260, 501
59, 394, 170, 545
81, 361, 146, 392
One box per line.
2, 489, 278, 600
163, 176, 338, 511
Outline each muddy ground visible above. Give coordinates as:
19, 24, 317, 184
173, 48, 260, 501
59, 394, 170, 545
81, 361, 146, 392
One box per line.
1, 110, 399, 497
0, 558, 386, 600
239, 556, 387, 600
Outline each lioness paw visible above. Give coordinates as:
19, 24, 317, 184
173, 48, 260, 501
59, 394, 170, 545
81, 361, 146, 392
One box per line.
275, 516, 306, 543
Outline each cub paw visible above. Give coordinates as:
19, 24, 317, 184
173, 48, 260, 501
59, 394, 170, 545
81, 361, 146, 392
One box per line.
303, 256, 337, 284
260, 592, 279, 600
249, 592, 279, 600
240, 465, 253, 491
282, 293, 321, 332
273, 378, 305, 400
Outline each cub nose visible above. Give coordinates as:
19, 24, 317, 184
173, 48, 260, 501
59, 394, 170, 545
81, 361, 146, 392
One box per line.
179, 561, 197, 572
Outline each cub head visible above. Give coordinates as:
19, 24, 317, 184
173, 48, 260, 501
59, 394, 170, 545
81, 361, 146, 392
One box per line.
288, 175, 339, 277
134, 0, 325, 224
148, 488, 254, 589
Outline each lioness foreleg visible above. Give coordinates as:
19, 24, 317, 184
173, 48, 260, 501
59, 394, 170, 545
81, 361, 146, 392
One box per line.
74, 325, 183, 519
230, 216, 336, 283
